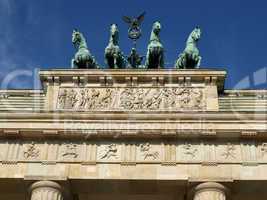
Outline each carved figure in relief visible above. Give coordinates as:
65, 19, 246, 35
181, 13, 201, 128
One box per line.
58, 88, 205, 111
99, 88, 114, 108
64, 89, 78, 108
78, 89, 87, 108
175, 88, 203, 109
162, 88, 176, 108
87, 89, 101, 109
24, 142, 40, 159
85, 89, 91, 106
221, 143, 236, 159
62, 143, 78, 158
140, 143, 159, 160
145, 88, 163, 109
261, 143, 267, 157
191, 89, 203, 108
100, 144, 118, 159
120, 88, 135, 109
179, 89, 191, 107
133, 89, 147, 109
58, 89, 68, 108
183, 143, 198, 158
70, 89, 78, 107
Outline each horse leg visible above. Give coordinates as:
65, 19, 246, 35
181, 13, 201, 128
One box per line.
196, 56, 202, 68
175, 57, 180, 69
182, 55, 187, 69
176, 57, 183, 69
93, 58, 99, 69
71, 59, 74, 69
122, 55, 127, 69
160, 52, 164, 68
85, 60, 89, 69
145, 49, 150, 68
179, 58, 184, 69
105, 54, 111, 68
176, 53, 185, 69
71, 59, 77, 69
158, 54, 161, 69
114, 56, 118, 69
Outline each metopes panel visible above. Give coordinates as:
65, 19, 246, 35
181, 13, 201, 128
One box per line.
0, 139, 263, 165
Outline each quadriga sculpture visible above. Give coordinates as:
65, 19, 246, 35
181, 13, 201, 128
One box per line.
71, 29, 98, 69
175, 27, 202, 69
145, 21, 164, 69
127, 48, 143, 68
105, 24, 127, 69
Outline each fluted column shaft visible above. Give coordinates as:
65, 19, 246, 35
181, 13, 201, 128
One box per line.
193, 182, 227, 200
30, 181, 64, 200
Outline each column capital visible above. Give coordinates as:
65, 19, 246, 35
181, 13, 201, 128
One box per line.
29, 181, 64, 200
194, 182, 227, 194
30, 180, 62, 192
192, 182, 228, 200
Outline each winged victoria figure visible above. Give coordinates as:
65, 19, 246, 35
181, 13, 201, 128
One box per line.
122, 12, 146, 40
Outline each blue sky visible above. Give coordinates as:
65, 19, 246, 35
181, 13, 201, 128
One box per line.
0, 0, 266, 89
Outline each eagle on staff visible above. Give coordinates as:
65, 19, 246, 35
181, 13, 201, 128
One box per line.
122, 12, 146, 40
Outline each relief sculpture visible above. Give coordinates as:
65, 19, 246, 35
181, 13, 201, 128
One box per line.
0, 140, 266, 164
221, 143, 236, 159
24, 142, 40, 159
57, 87, 205, 111
62, 143, 78, 159
100, 144, 118, 160
261, 143, 267, 158
183, 143, 198, 158
140, 143, 159, 160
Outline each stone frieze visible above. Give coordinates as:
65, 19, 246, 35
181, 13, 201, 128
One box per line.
57, 87, 206, 111
0, 140, 265, 165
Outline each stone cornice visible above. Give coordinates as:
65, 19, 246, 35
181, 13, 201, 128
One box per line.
39, 68, 227, 77
39, 69, 227, 92
1, 129, 266, 139
223, 90, 267, 95
0, 111, 265, 120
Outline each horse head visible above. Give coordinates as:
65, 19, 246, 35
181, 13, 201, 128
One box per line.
72, 29, 81, 46
110, 24, 119, 45
190, 26, 201, 42
152, 21, 161, 35
72, 29, 87, 49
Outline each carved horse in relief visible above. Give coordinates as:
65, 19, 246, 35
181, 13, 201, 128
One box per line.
71, 29, 98, 69
105, 24, 127, 69
175, 27, 202, 69
140, 143, 159, 160
145, 21, 164, 69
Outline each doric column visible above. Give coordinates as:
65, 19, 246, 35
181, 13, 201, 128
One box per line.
29, 181, 64, 200
193, 182, 227, 200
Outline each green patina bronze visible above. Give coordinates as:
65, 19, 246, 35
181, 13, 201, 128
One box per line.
145, 21, 164, 69
71, 29, 98, 69
69, 20, 203, 70
122, 12, 145, 41
127, 48, 143, 68
104, 24, 127, 69
175, 27, 202, 69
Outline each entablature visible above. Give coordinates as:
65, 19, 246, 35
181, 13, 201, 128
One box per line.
39, 69, 226, 91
